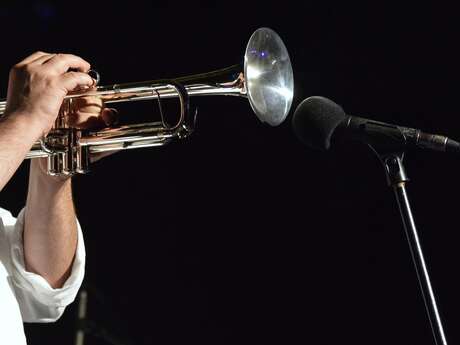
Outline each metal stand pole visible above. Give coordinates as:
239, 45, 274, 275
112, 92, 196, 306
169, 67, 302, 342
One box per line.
381, 153, 448, 345
74, 285, 135, 345
75, 289, 88, 345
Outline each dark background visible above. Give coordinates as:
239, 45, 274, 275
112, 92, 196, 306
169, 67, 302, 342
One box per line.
1, 1, 460, 344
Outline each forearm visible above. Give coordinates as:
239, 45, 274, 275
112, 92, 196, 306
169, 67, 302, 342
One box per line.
24, 160, 78, 288
0, 112, 43, 191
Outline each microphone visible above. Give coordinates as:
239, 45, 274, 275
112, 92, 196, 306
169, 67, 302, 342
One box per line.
292, 96, 460, 153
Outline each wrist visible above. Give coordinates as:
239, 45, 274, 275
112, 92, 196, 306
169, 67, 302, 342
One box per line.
1, 109, 49, 142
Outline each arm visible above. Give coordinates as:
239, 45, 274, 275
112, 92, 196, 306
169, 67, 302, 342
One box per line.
0, 111, 42, 191
1, 52, 94, 288
24, 160, 77, 288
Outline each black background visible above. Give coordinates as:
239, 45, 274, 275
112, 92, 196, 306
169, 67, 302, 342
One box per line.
1, 1, 460, 344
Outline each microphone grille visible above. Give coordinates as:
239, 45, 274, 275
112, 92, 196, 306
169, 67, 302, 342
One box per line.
292, 96, 347, 150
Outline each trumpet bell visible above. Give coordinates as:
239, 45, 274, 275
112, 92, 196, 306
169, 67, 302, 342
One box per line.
244, 28, 294, 126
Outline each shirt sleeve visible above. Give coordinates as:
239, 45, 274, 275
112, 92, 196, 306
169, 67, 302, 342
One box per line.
2, 207, 86, 323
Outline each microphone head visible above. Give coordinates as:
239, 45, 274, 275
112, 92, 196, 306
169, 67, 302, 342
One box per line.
292, 96, 347, 150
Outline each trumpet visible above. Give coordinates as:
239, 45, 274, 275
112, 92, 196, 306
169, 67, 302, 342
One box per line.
0, 28, 294, 176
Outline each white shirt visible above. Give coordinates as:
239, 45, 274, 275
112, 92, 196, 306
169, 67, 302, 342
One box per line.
0, 207, 85, 345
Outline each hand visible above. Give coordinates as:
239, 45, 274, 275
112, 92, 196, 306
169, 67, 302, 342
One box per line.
5, 51, 95, 137
67, 94, 120, 163
33, 91, 120, 177
67, 92, 119, 130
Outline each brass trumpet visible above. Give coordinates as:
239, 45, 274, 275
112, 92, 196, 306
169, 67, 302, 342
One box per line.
0, 28, 294, 176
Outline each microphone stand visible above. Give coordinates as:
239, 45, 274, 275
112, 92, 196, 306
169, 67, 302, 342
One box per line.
371, 147, 448, 345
